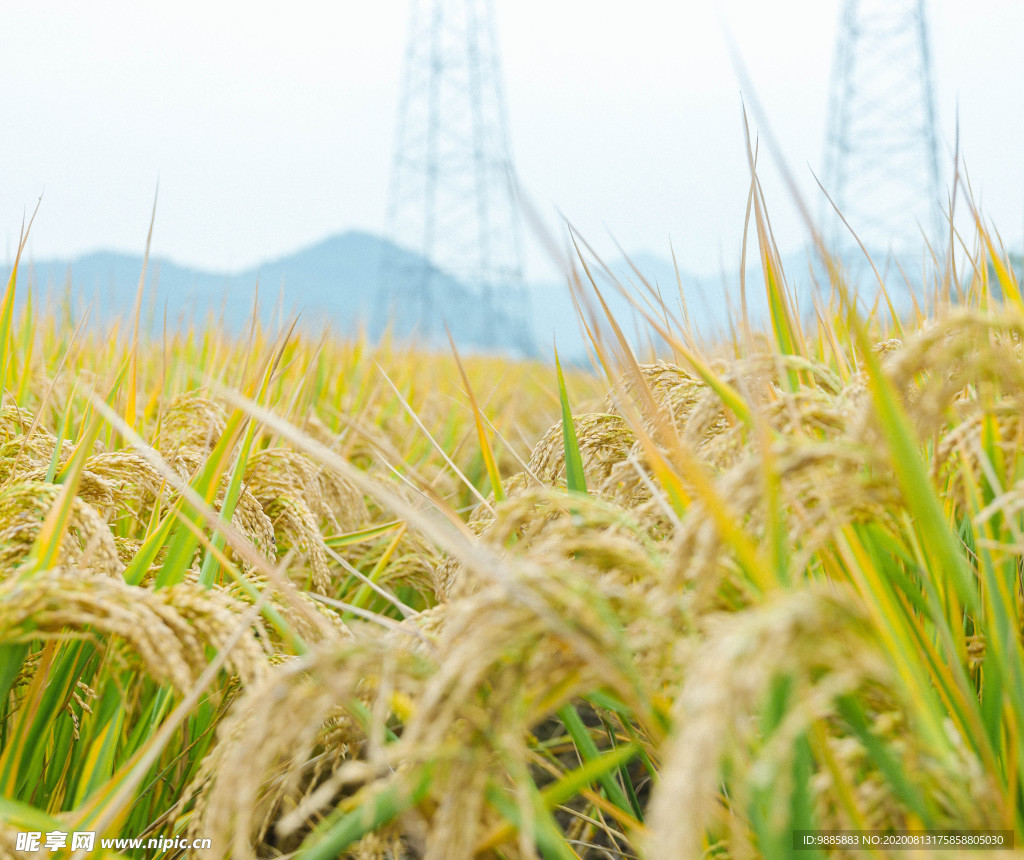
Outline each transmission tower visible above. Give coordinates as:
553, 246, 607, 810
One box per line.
822, 0, 942, 257
379, 0, 533, 354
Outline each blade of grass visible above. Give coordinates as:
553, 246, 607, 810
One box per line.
448, 327, 506, 501
554, 348, 587, 495
294, 767, 432, 860
476, 744, 639, 853
556, 704, 634, 815
0, 202, 39, 398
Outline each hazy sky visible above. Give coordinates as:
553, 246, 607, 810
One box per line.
3, 1, 1022, 280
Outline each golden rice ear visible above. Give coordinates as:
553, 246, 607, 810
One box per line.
661, 435, 906, 616
186, 638, 430, 860
436, 486, 664, 602
243, 448, 368, 594
223, 566, 354, 647
0, 480, 122, 578
527, 412, 635, 494
158, 392, 229, 477
854, 308, 1024, 439
605, 360, 706, 425
223, 483, 277, 563
399, 566, 648, 857
81, 450, 169, 518
0, 405, 36, 439
315, 460, 369, 533
644, 584, 999, 857
188, 534, 649, 859
0, 570, 268, 690
0, 432, 75, 486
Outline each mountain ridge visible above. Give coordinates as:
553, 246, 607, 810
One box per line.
7, 230, 924, 359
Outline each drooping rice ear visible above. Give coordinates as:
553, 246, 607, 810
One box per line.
644, 586, 963, 858
0, 481, 122, 579
187, 637, 431, 860
0, 569, 269, 690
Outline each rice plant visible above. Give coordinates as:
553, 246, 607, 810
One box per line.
3, 181, 1024, 860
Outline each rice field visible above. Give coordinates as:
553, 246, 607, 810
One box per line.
3, 193, 1024, 860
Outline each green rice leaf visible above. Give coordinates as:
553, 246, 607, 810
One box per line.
555, 349, 587, 495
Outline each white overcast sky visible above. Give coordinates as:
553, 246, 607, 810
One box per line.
2, 1, 1022, 279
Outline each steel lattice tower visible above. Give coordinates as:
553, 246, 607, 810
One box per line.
379, 0, 533, 353
822, 0, 942, 257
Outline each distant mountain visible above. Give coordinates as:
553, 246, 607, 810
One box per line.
6, 232, 547, 355
4, 232, 935, 362
528, 242, 949, 361
528, 250, 772, 360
